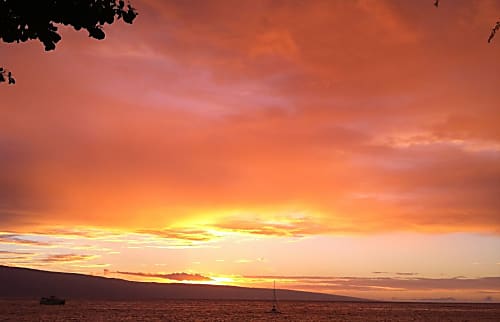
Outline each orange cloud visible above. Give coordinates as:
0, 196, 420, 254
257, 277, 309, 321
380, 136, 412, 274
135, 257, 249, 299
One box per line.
208, 214, 329, 237
1, 0, 499, 237
136, 229, 219, 242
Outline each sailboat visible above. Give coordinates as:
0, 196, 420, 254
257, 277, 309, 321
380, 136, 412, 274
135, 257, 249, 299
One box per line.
269, 280, 281, 314
40, 295, 65, 305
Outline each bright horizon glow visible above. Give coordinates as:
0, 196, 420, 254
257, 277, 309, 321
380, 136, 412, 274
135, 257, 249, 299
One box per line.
1, 0, 499, 302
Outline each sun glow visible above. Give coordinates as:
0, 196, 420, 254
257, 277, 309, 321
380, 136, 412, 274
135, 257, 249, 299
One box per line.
208, 276, 235, 285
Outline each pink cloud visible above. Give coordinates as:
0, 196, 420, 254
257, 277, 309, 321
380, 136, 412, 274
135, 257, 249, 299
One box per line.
116, 271, 212, 282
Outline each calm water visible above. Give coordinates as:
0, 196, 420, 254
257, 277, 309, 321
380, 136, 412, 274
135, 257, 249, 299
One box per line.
1, 300, 499, 321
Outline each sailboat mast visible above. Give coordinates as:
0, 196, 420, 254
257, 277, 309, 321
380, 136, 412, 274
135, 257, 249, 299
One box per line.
269, 280, 280, 313
273, 280, 276, 302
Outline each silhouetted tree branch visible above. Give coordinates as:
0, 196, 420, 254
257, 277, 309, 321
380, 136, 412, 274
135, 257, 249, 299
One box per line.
488, 21, 500, 43
434, 0, 499, 43
0, 0, 137, 84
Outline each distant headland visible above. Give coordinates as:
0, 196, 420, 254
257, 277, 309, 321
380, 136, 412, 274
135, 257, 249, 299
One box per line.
0, 265, 368, 302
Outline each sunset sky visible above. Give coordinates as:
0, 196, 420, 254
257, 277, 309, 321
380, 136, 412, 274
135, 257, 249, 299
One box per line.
0, 0, 499, 302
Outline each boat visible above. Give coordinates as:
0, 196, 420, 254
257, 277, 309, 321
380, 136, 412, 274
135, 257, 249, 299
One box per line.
39, 296, 65, 305
269, 280, 281, 314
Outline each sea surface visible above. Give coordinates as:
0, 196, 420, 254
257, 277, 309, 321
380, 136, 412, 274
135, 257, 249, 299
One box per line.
1, 300, 499, 321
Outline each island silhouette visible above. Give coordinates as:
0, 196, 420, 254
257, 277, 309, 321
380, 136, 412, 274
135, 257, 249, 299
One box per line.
0, 265, 368, 302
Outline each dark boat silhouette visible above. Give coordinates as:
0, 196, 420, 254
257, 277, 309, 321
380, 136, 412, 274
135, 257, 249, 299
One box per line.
40, 296, 65, 305
269, 280, 281, 314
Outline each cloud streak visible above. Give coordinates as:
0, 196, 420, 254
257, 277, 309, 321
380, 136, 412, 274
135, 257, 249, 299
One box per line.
243, 275, 500, 292
116, 271, 212, 282
136, 229, 219, 242
0, 234, 52, 247
42, 254, 98, 263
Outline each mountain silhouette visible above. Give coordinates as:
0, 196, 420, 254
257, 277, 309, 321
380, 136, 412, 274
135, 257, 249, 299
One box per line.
0, 265, 368, 301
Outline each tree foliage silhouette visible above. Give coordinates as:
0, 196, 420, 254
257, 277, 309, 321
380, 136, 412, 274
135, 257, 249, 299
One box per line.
0, 0, 137, 84
0, 1, 496, 85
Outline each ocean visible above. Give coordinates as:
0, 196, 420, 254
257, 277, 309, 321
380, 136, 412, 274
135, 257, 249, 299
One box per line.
1, 300, 499, 321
